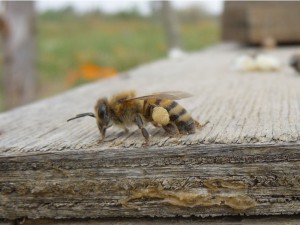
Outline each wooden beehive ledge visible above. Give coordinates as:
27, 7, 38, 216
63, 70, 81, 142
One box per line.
0, 44, 300, 222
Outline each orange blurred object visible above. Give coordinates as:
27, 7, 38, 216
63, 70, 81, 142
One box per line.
66, 63, 117, 85
81, 63, 117, 80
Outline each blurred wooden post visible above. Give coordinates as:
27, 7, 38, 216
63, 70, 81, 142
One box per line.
2, 1, 37, 109
160, 1, 182, 51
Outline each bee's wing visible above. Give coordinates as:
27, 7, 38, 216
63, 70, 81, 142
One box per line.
120, 91, 193, 102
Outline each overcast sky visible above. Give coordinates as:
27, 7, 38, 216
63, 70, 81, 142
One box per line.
36, 0, 224, 15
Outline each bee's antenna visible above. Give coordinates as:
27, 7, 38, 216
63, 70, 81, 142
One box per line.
67, 113, 95, 122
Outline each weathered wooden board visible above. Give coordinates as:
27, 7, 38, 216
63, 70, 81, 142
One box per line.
3, 215, 300, 225
0, 221, 11, 225
0, 44, 300, 220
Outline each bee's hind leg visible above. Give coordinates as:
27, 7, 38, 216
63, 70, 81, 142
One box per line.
136, 113, 150, 142
163, 122, 181, 137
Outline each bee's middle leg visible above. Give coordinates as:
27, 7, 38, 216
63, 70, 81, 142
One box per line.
123, 127, 129, 134
136, 113, 150, 141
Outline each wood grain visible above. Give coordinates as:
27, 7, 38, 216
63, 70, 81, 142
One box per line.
16, 215, 300, 225
0, 44, 300, 219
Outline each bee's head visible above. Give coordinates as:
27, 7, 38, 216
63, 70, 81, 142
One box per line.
95, 98, 110, 139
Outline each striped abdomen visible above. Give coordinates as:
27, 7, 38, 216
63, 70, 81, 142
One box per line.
144, 99, 196, 134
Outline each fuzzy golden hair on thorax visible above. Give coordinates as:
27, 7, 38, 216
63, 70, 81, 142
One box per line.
109, 90, 137, 104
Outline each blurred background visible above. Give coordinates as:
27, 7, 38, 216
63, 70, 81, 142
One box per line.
0, 0, 222, 112
1, 1, 300, 113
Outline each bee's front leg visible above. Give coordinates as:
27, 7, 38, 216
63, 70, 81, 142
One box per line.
136, 113, 150, 142
96, 121, 106, 143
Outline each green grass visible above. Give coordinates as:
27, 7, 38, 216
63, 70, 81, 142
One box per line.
38, 17, 165, 81
0, 13, 220, 111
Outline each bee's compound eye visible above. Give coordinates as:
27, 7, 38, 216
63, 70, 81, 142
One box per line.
97, 103, 110, 126
98, 104, 107, 118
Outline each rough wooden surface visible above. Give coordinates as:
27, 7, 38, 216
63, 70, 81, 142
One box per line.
0, 44, 300, 220
2, 215, 300, 225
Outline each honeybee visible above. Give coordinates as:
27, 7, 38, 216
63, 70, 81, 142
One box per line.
67, 90, 207, 142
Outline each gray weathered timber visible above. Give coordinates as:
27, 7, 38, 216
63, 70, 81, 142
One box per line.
0, 44, 300, 220
7, 215, 300, 225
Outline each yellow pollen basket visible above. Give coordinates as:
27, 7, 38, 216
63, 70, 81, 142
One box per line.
152, 106, 170, 126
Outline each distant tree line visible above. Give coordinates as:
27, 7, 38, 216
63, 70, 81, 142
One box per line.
39, 3, 218, 23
